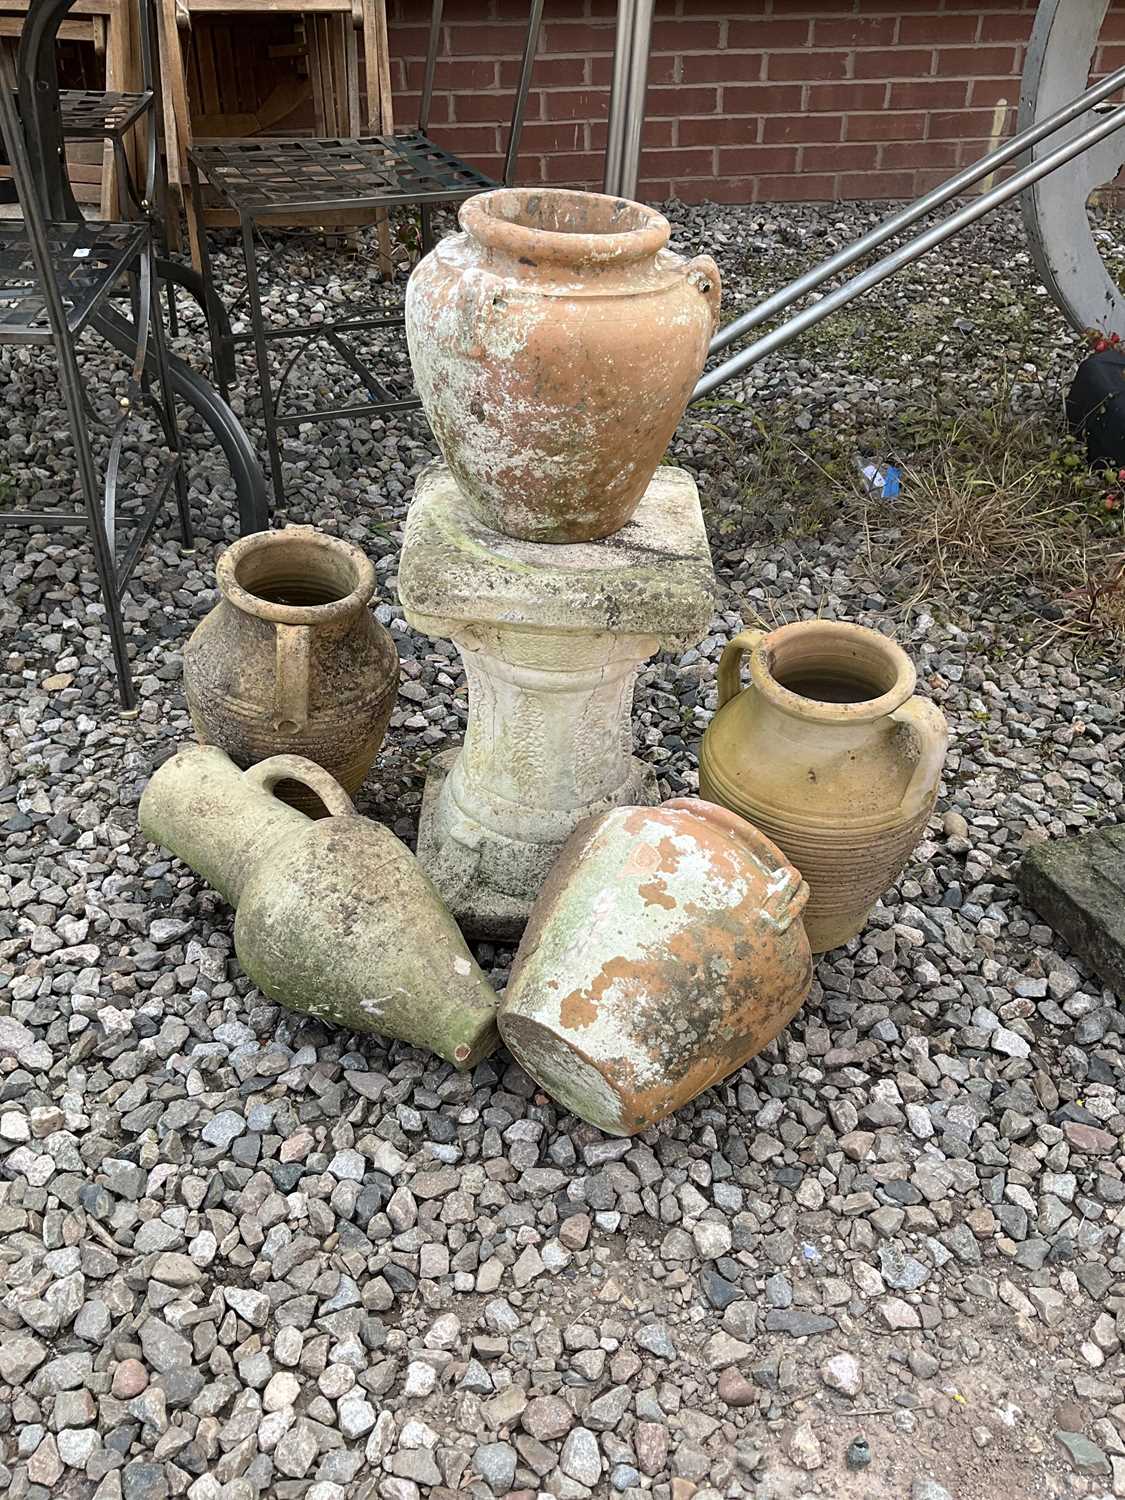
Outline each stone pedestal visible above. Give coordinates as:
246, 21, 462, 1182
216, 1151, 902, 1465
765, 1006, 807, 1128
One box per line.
398, 462, 716, 938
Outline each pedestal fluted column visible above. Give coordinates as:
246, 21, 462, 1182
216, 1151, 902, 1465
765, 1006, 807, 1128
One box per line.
398, 461, 716, 938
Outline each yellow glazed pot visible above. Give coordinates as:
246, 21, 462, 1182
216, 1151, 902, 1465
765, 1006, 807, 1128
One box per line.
698, 620, 948, 953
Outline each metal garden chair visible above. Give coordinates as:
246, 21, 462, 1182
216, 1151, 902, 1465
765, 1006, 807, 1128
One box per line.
187, 0, 544, 505
0, 0, 190, 711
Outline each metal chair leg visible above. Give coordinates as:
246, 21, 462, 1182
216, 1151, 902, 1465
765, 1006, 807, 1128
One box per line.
241, 214, 286, 504
147, 245, 194, 551
188, 155, 230, 403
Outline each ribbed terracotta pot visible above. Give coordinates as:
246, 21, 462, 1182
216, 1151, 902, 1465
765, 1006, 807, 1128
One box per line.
405, 187, 721, 543
498, 798, 812, 1136
698, 621, 948, 953
138, 745, 499, 1068
183, 526, 399, 816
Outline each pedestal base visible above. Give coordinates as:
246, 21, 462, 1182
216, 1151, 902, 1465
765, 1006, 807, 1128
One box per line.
418, 749, 661, 939
400, 461, 715, 939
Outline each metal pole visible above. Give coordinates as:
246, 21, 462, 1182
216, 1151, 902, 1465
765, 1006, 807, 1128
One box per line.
709, 61, 1125, 357
603, 0, 634, 194
693, 101, 1125, 401
617, 0, 653, 201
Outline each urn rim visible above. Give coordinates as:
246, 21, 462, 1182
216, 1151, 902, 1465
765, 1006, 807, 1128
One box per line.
216, 525, 377, 627
750, 619, 916, 726
459, 186, 670, 267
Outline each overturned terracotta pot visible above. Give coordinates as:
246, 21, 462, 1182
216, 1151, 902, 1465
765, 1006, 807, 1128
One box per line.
405, 187, 720, 543
498, 798, 812, 1136
183, 526, 399, 816
139, 745, 498, 1069
699, 620, 948, 953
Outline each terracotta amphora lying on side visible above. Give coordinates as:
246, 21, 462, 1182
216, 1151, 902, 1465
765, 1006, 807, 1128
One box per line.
498, 798, 813, 1136
406, 187, 721, 543
139, 745, 498, 1069
183, 526, 399, 816
699, 620, 948, 953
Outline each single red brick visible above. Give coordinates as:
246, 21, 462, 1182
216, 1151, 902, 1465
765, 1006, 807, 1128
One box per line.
401, 58, 498, 93
648, 86, 719, 116
900, 14, 978, 46
890, 79, 971, 111
679, 115, 760, 148
967, 77, 1021, 109
845, 111, 927, 143
681, 51, 765, 85
763, 113, 844, 145
880, 138, 960, 170
541, 151, 606, 183
767, 50, 848, 82
927, 108, 1012, 141
852, 49, 936, 81
936, 45, 1016, 76
454, 23, 545, 56
651, 19, 724, 52
541, 22, 616, 55
717, 144, 799, 176
723, 82, 805, 115
643, 146, 718, 177
801, 141, 879, 172
726, 18, 811, 50
807, 82, 889, 113
978, 13, 1035, 44
452, 90, 525, 124
813, 16, 897, 47
542, 88, 610, 122
517, 121, 586, 155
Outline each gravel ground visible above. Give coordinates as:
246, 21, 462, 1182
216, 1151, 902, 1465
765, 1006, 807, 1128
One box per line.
1, 200, 1124, 1500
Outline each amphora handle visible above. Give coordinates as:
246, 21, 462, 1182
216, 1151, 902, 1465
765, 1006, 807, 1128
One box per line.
450, 267, 506, 358
717, 628, 765, 709
685, 254, 722, 333
891, 697, 949, 816
244, 755, 355, 818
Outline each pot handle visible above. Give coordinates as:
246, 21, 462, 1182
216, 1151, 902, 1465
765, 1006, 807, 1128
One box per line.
243, 754, 355, 818
450, 267, 507, 358
891, 696, 949, 816
273, 623, 311, 733
717, 628, 764, 709
686, 254, 722, 333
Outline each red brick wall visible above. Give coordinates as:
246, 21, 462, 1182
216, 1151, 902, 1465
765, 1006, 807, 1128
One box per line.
387, 0, 1125, 203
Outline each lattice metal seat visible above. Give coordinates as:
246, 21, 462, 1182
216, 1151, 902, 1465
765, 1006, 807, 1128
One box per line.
58, 88, 153, 141
193, 131, 496, 217
0, 218, 146, 341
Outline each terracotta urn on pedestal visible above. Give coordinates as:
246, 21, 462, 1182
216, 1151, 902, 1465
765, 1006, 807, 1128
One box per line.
699, 620, 948, 953
405, 187, 721, 543
183, 526, 399, 816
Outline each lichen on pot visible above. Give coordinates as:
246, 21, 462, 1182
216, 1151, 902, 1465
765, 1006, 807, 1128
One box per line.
405, 187, 721, 544
498, 798, 812, 1135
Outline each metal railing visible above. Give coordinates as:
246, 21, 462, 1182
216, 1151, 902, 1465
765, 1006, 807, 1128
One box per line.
693, 64, 1125, 401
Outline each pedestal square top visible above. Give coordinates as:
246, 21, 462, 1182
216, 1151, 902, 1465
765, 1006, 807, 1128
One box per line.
398, 462, 716, 645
